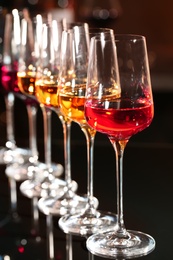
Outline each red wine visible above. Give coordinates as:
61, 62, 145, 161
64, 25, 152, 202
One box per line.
1, 65, 18, 94
85, 97, 154, 140
1, 66, 37, 106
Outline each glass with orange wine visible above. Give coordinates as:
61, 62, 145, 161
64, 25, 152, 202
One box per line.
37, 23, 89, 217
18, 15, 63, 201
17, 15, 47, 200
86, 34, 155, 258
58, 28, 118, 236
17, 14, 62, 238
35, 22, 80, 259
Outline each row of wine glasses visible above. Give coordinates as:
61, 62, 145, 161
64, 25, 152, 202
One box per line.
35, 25, 119, 253
15, 11, 65, 239
1, 8, 156, 259
17, 13, 64, 200
56, 31, 155, 258
36, 21, 87, 216
34, 20, 155, 259
58, 27, 118, 236
0, 9, 64, 239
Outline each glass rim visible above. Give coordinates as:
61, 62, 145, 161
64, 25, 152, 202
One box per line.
91, 33, 146, 42
63, 25, 114, 35
115, 33, 146, 41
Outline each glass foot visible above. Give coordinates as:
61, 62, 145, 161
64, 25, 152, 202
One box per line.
0, 147, 31, 165
59, 210, 117, 236
47, 162, 64, 178
5, 161, 47, 182
19, 162, 64, 198
0, 146, 8, 164
20, 167, 66, 197
40, 178, 66, 198
20, 177, 70, 198
6, 161, 63, 183
38, 191, 92, 216
86, 230, 156, 259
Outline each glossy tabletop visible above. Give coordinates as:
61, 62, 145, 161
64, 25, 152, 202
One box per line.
0, 90, 172, 259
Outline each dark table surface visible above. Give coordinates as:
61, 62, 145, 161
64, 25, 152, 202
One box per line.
0, 89, 172, 259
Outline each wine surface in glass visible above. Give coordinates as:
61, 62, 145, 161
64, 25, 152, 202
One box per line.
85, 94, 154, 140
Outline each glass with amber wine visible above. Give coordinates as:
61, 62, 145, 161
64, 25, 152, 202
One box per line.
18, 15, 63, 202
58, 28, 117, 236
37, 23, 90, 217
86, 34, 155, 258
16, 14, 60, 237
17, 15, 47, 201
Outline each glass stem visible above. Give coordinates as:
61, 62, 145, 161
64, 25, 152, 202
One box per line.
110, 139, 128, 237
31, 196, 39, 237
26, 104, 40, 234
26, 104, 38, 162
9, 177, 17, 215
66, 234, 73, 260
61, 117, 72, 187
5, 92, 16, 149
5, 93, 18, 218
81, 126, 96, 212
46, 214, 54, 260
41, 105, 52, 169
88, 252, 94, 260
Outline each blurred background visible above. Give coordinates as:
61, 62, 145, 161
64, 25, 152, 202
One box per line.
0, 1, 172, 259
0, 0, 172, 143
1, 0, 173, 89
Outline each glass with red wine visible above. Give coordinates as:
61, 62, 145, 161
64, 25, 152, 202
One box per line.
0, 10, 34, 222
85, 34, 156, 258
1, 10, 31, 170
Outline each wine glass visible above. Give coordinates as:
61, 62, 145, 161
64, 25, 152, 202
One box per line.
37, 23, 91, 217
36, 23, 90, 258
1, 10, 34, 221
85, 34, 155, 258
19, 16, 64, 200
0, 9, 31, 167
12, 13, 53, 237
58, 28, 117, 236
18, 14, 64, 199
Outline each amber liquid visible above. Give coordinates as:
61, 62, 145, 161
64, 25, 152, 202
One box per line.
17, 72, 36, 98
35, 80, 59, 109
59, 84, 87, 125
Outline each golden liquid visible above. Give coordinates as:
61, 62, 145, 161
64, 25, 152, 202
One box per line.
35, 80, 59, 108
59, 83, 121, 124
60, 94, 86, 124
17, 72, 36, 97
59, 84, 87, 125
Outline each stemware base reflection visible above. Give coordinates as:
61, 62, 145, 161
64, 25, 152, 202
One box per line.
5, 161, 48, 182
19, 163, 64, 198
37, 192, 93, 216
86, 230, 155, 259
59, 210, 117, 236
0, 147, 31, 165
0, 147, 9, 164
20, 177, 70, 199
